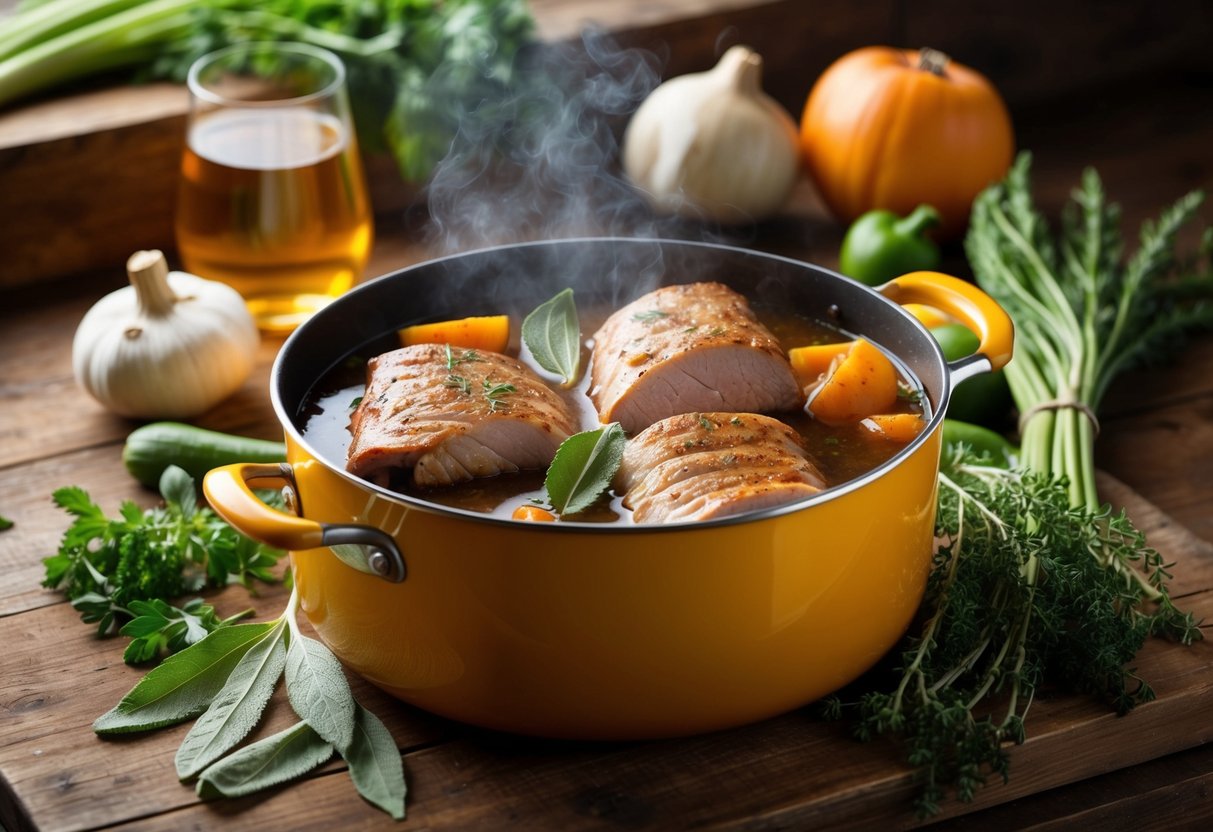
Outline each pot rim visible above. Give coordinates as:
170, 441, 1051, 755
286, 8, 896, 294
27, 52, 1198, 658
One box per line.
270, 236, 951, 533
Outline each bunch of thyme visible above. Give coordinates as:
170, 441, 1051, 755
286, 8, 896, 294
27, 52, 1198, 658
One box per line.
836, 447, 1201, 817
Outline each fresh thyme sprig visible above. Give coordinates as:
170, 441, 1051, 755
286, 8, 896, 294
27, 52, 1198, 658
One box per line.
833, 446, 1201, 817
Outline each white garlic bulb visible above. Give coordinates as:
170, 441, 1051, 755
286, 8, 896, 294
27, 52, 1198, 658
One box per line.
72, 250, 259, 419
622, 45, 802, 223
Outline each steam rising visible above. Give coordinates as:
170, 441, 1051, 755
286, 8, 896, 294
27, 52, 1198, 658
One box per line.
422, 30, 739, 256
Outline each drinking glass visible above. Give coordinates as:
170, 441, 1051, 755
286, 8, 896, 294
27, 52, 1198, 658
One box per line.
175, 41, 373, 333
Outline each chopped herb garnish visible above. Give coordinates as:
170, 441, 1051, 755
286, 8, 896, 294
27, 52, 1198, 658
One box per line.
482, 379, 516, 412
683, 326, 699, 334
898, 382, 923, 404
708, 326, 727, 337
444, 374, 472, 395
349, 396, 364, 411
698, 415, 716, 431
444, 344, 482, 371
730, 416, 743, 426
632, 310, 669, 323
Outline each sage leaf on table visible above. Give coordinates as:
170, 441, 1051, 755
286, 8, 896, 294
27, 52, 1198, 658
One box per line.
196, 721, 333, 800
285, 633, 356, 753
544, 423, 626, 516
175, 618, 288, 779
522, 288, 581, 387
94, 621, 279, 734
346, 704, 407, 820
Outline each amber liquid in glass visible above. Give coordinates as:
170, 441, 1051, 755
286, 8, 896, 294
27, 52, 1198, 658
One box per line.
176, 108, 373, 333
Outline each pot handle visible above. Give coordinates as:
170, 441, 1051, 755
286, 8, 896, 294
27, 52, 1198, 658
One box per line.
879, 271, 1014, 387
203, 463, 406, 583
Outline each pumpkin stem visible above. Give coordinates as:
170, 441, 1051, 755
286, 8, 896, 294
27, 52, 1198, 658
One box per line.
918, 48, 951, 77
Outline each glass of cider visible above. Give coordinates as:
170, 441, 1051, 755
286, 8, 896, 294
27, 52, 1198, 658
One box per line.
175, 42, 373, 333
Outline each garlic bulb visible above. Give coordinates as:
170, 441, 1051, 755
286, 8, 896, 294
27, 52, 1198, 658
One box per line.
622, 45, 801, 223
72, 250, 259, 419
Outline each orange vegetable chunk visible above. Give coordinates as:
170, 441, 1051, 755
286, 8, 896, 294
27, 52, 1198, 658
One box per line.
788, 341, 854, 386
399, 315, 510, 353
512, 505, 557, 522
807, 338, 899, 425
861, 413, 926, 443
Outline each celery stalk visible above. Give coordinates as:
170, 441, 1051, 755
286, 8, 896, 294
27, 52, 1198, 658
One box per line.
0, 0, 148, 64
0, 0, 197, 108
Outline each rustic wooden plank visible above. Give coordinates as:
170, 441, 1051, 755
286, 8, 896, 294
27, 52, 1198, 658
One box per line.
0, 588, 451, 832
5, 480, 1208, 832
929, 741, 1213, 831
1098, 393, 1213, 548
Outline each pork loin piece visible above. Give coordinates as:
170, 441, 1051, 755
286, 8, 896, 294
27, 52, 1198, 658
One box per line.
617, 412, 826, 523
589, 282, 802, 434
347, 344, 578, 488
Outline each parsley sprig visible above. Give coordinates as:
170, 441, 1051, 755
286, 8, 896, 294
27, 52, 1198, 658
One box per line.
42, 465, 285, 663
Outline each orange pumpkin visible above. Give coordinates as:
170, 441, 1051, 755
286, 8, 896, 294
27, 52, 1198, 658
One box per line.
799, 47, 1014, 237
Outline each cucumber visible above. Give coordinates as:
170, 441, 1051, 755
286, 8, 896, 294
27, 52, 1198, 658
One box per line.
123, 422, 287, 488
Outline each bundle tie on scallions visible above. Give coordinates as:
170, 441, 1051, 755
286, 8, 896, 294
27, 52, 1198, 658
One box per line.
1016, 395, 1100, 438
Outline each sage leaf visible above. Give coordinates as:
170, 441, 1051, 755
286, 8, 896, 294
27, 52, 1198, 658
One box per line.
544, 423, 626, 516
522, 288, 581, 387
285, 634, 356, 753
94, 621, 278, 734
195, 721, 333, 800
175, 618, 288, 780
345, 704, 406, 820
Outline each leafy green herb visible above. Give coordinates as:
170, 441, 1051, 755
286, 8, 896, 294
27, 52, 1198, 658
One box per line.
346, 704, 408, 819
285, 633, 356, 753
522, 288, 581, 387
121, 598, 253, 665
707, 326, 727, 337
43, 466, 284, 660
482, 379, 517, 412
544, 423, 626, 516
0, 0, 536, 183
349, 396, 364, 410
632, 310, 668, 323
175, 617, 289, 779
95, 621, 281, 734
0, 514, 12, 530
99, 588, 406, 817
967, 152, 1213, 510
196, 721, 333, 800
698, 415, 716, 431
833, 448, 1201, 816
729, 417, 743, 426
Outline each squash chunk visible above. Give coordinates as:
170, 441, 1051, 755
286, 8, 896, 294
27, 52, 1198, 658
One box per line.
399, 315, 510, 353
807, 338, 899, 425
788, 341, 854, 386
861, 413, 926, 442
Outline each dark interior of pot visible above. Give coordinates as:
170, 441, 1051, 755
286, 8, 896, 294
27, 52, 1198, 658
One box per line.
274, 238, 947, 463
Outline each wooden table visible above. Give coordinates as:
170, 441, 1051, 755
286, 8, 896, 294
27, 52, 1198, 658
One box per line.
4, 28, 1213, 832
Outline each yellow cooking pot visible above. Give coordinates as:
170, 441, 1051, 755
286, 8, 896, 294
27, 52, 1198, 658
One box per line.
205, 239, 1012, 741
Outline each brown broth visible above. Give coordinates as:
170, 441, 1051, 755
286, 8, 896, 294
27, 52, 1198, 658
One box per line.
300, 305, 925, 522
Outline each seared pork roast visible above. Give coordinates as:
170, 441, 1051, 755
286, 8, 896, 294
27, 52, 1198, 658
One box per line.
616, 412, 826, 523
588, 282, 803, 434
347, 344, 578, 488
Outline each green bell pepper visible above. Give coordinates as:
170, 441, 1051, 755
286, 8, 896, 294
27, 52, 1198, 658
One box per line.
839, 204, 941, 286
